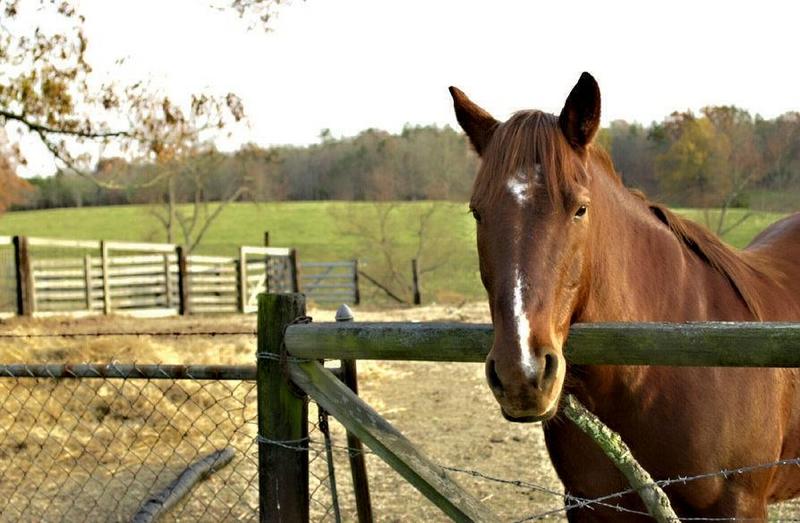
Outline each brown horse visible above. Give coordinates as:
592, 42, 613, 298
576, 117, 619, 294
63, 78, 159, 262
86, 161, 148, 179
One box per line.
450, 73, 800, 520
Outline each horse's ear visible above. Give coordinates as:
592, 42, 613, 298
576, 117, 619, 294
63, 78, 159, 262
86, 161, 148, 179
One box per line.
449, 86, 499, 156
558, 72, 601, 150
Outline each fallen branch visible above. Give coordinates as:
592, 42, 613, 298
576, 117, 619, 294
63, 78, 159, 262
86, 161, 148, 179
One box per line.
132, 447, 235, 523
562, 395, 679, 522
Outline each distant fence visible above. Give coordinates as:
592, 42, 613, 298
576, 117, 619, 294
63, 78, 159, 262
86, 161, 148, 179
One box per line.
0, 235, 361, 317
300, 260, 359, 306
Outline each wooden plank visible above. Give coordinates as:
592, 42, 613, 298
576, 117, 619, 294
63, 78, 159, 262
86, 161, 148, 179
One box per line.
163, 254, 173, 308
191, 305, 238, 313
238, 247, 247, 314
28, 237, 100, 249
34, 269, 88, 278
108, 295, 167, 307
100, 241, 111, 315
107, 266, 169, 278
37, 290, 93, 301
107, 276, 167, 287
289, 360, 499, 522
109, 254, 172, 265
258, 293, 309, 523
285, 322, 800, 366
187, 254, 236, 264
0, 236, 12, 246
241, 246, 291, 257
35, 279, 87, 290
32, 258, 85, 269
186, 275, 236, 284
103, 240, 176, 253
187, 265, 236, 274
189, 295, 238, 305
188, 285, 238, 294
110, 285, 173, 297
83, 255, 92, 310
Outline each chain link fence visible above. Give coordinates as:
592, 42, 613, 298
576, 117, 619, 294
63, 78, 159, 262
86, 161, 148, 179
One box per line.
0, 364, 343, 522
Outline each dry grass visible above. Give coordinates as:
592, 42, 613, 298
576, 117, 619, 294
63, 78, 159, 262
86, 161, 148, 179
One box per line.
1, 306, 798, 521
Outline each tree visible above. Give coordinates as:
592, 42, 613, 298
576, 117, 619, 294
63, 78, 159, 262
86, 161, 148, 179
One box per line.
0, 129, 30, 213
653, 107, 767, 234
0, 0, 275, 187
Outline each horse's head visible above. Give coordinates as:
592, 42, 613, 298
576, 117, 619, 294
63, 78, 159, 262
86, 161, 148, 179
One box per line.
450, 73, 602, 422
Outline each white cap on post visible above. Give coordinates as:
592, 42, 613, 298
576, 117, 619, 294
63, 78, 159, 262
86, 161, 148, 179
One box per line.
335, 303, 354, 322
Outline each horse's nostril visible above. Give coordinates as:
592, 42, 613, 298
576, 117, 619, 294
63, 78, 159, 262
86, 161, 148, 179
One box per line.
487, 359, 504, 394
543, 352, 558, 384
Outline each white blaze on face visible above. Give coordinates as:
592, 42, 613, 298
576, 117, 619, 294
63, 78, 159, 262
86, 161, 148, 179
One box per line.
513, 268, 536, 378
505, 164, 542, 205
507, 164, 541, 378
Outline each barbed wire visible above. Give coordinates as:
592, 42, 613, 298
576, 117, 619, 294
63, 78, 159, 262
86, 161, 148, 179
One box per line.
256, 431, 800, 522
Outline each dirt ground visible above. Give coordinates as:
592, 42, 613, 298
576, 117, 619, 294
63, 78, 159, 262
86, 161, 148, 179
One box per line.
1, 306, 798, 522
0, 304, 569, 522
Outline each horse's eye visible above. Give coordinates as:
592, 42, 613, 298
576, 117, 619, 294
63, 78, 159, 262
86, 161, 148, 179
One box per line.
471, 209, 482, 223
574, 205, 588, 219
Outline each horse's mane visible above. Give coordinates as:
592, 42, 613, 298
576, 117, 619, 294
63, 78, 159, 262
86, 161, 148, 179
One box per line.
472, 110, 779, 320
641, 200, 778, 320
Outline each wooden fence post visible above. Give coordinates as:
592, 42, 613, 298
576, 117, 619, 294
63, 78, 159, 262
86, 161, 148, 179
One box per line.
163, 254, 173, 308
411, 258, 421, 306
176, 246, 190, 316
100, 240, 111, 315
352, 259, 361, 306
257, 293, 309, 523
263, 232, 271, 294
83, 254, 93, 310
288, 249, 300, 293
237, 247, 247, 314
13, 236, 33, 316
336, 304, 373, 522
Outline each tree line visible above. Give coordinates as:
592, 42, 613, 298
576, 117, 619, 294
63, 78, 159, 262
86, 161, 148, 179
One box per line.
12, 106, 800, 218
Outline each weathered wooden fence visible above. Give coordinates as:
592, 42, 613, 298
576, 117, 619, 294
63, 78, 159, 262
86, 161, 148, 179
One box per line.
261, 292, 800, 522
1, 234, 361, 317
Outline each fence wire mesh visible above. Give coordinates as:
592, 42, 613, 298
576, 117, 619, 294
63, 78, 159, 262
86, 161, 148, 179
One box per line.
0, 371, 257, 522
0, 364, 345, 523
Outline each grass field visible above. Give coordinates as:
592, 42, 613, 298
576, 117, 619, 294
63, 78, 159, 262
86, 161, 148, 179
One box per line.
0, 202, 790, 304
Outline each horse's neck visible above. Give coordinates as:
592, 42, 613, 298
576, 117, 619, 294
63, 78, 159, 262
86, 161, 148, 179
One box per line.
577, 172, 752, 324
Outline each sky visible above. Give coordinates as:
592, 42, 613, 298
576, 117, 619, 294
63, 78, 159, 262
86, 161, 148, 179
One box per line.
19, 0, 800, 175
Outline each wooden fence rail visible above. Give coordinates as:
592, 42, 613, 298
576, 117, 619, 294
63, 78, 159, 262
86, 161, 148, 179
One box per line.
284, 321, 800, 366
261, 293, 800, 522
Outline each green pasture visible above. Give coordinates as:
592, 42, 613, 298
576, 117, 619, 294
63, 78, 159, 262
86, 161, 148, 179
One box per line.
0, 202, 790, 304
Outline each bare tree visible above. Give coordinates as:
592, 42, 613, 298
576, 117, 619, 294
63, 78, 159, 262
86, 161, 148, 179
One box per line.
331, 202, 458, 304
